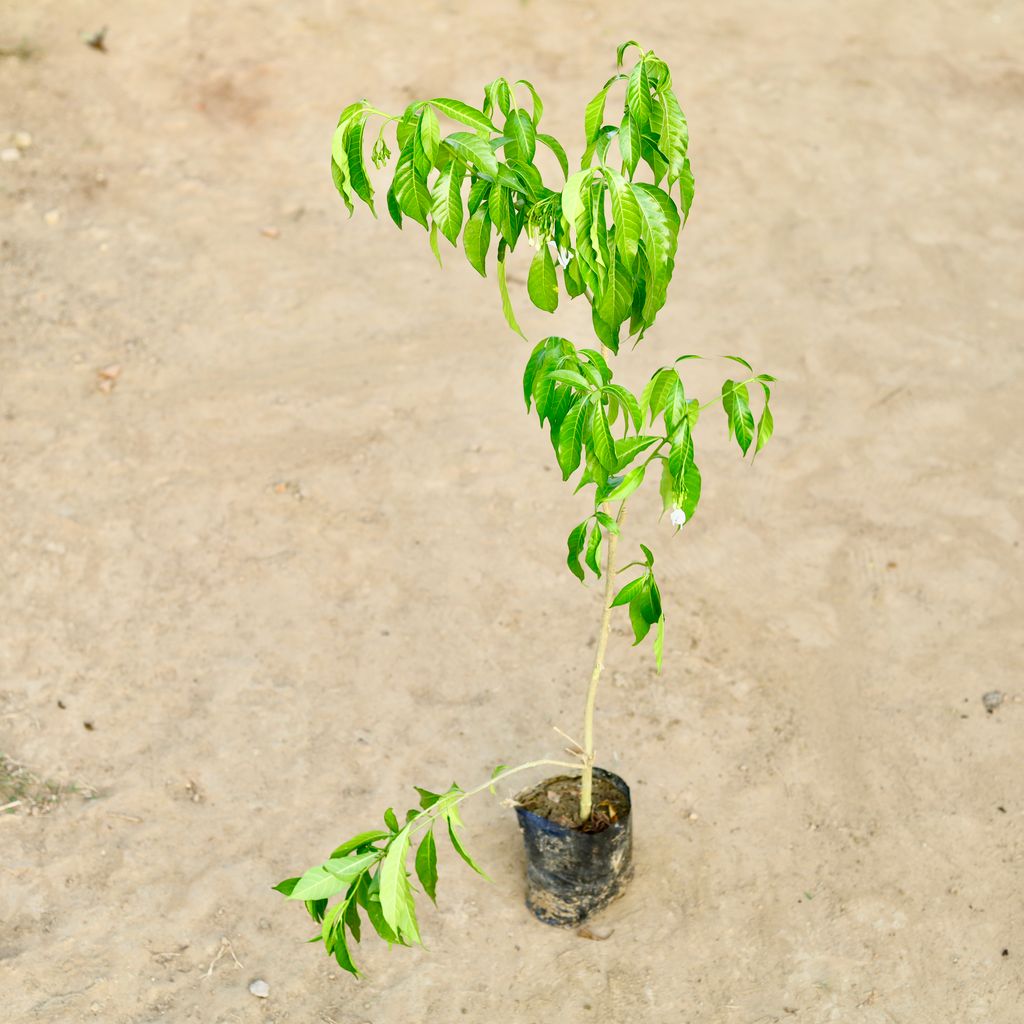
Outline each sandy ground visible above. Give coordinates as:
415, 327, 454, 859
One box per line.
2, 1, 1023, 1021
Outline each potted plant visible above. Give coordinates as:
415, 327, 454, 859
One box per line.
275, 41, 776, 975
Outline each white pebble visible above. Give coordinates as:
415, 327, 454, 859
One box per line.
14, 131, 32, 149
44, 209, 61, 226
249, 978, 270, 998
1, 148, 20, 162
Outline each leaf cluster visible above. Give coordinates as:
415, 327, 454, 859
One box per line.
274, 784, 484, 976
330, 44, 692, 350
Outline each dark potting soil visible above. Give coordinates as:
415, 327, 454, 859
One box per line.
517, 774, 630, 833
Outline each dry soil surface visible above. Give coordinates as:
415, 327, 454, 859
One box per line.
2, 2, 1022, 1022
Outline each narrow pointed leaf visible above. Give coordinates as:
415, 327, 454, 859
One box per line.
429, 97, 497, 133
414, 829, 438, 904
527, 245, 559, 312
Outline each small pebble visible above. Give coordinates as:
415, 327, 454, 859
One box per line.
982, 691, 1004, 713
577, 924, 614, 941
249, 978, 270, 998
14, 131, 32, 149
44, 208, 61, 226
260, 226, 280, 239
1, 148, 20, 162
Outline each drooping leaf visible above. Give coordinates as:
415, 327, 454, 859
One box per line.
445, 810, 488, 878
497, 241, 526, 339
537, 133, 569, 178
755, 401, 774, 455
617, 40, 643, 67
654, 613, 665, 672
590, 403, 616, 471
555, 398, 587, 481
514, 78, 545, 125
504, 108, 537, 163
379, 829, 421, 945
566, 520, 588, 582
584, 521, 603, 577
619, 111, 641, 178
416, 105, 440, 170
527, 245, 559, 313
626, 59, 653, 130
414, 828, 438, 904
431, 162, 465, 245
345, 118, 375, 215
463, 204, 491, 276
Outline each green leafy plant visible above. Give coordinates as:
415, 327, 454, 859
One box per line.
278, 41, 776, 974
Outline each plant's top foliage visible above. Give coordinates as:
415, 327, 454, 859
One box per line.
330, 43, 693, 352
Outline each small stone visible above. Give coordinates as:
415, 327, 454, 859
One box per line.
44, 208, 61, 226
260, 226, 280, 239
577, 924, 614, 941
982, 691, 1004, 713
249, 978, 270, 998
14, 131, 32, 149
688, 811, 698, 820
1, 148, 20, 162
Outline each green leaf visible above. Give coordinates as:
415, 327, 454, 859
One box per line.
604, 463, 645, 501
379, 829, 421, 945
429, 97, 497, 133
640, 543, 656, 567
617, 40, 643, 67
463, 205, 491, 276
556, 398, 587, 480
595, 510, 620, 535
724, 380, 755, 454
497, 241, 526, 340
611, 576, 647, 608
537, 133, 569, 178
619, 111, 641, 177
273, 877, 299, 896
566, 520, 588, 582
641, 368, 676, 420
415, 787, 441, 809
290, 861, 362, 902
504, 108, 536, 163
444, 132, 499, 177
357, 871, 402, 946
330, 133, 355, 215
584, 521, 603, 577
489, 764, 509, 795
603, 384, 642, 432
678, 157, 695, 220
393, 141, 431, 229
626, 59, 653, 130
416, 105, 440, 169
431, 162, 465, 245
614, 434, 659, 469
515, 78, 545, 125
330, 830, 391, 859
724, 354, 753, 370
654, 614, 665, 672
428, 219, 443, 267
414, 828, 438, 904
546, 369, 589, 389
584, 85, 611, 146
445, 812, 488, 878
602, 168, 642, 269
345, 118, 375, 215
386, 185, 402, 227
384, 807, 400, 833
578, 348, 612, 384
755, 401, 774, 455
633, 183, 680, 320
527, 245, 559, 313
590, 403, 616, 472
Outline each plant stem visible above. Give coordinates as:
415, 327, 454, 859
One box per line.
406, 758, 582, 839
579, 501, 628, 821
